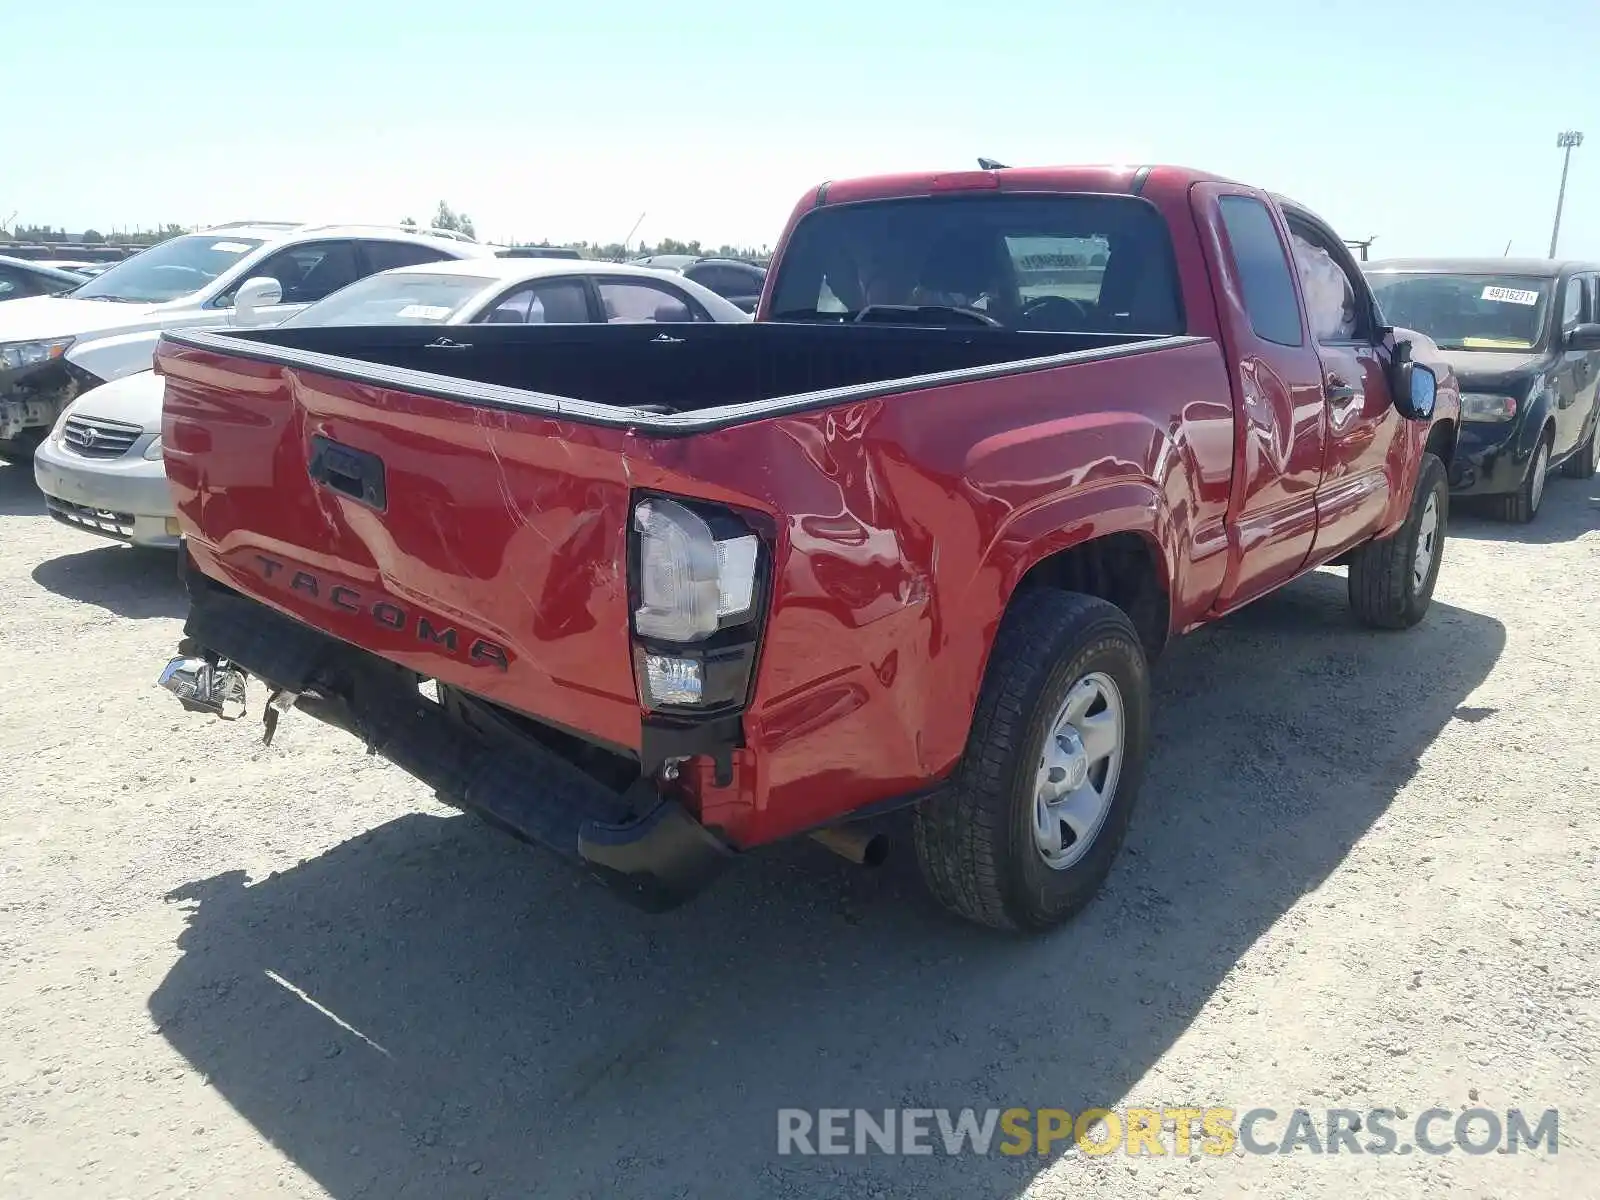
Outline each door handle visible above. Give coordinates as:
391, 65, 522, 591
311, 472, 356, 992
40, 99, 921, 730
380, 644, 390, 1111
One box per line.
308, 436, 387, 511
1326, 382, 1360, 404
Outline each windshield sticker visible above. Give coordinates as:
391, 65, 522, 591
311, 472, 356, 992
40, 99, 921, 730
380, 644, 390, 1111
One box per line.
396, 304, 452, 320
209, 241, 253, 253
1481, 286, 1540, 306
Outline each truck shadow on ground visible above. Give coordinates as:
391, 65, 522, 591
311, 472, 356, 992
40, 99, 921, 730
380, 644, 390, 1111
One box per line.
0, 461, 45, 517
1453, 475, 1599, 545
30, 545, 187, 620
149, 575, 1504, 1200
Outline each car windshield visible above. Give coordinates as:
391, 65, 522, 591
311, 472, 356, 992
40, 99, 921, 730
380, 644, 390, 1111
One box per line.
1367, 272, 1552, 351
281, 272, 491, 327
766, 193, 1185, 334
69, 235, 265, 303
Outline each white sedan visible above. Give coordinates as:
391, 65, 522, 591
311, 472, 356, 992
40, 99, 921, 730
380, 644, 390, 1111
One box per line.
34, 258, 752, 549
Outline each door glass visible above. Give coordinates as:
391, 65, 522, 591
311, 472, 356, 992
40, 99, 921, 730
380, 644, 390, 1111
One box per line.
244, 241, 361, 305
1218, 196, 1304, 347
479, 278, 591, 324
1288, 228, 1361, 342
1561, 276, 1586, 329
597, 279, 705, 322
361, 240, 455, 273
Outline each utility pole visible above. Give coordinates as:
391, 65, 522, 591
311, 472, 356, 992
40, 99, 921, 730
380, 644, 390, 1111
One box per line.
1549, 131, 1583, 258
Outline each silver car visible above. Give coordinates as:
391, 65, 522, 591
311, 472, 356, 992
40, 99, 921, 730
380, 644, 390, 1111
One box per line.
33, 258, 750, 548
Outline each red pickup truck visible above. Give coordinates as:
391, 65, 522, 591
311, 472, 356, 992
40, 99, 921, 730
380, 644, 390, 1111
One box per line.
153, 164, 1459, 931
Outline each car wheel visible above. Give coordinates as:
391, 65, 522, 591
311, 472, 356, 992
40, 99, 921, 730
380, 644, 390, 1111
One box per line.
1348, 452, 1448, 630
1488, 435, 1550, 523
1559, 418, 1597, 479
913, 589, 1149, 931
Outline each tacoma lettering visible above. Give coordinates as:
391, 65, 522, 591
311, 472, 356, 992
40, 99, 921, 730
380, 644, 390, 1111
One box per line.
249, 556, 509, 672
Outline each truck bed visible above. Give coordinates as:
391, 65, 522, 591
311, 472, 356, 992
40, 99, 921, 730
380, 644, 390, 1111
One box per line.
155, 320, 1218, 838
162, 321, 1173, 429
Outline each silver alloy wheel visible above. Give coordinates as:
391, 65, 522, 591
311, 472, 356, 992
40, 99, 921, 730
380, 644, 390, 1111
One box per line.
1530, 442, 1549, 512
1032, 671, 1125, 870
1412, 490, 1440, 590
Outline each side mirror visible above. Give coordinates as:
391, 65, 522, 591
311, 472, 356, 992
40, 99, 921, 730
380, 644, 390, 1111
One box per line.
232, 276, 283, 326
1563, 322, 1600, 351
1393, 361, 1438, 422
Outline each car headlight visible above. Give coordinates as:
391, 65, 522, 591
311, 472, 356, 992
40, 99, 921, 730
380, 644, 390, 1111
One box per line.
143, 435, 164, 460
0, 337, 74, 371
1460, 392, 1518, 423
630, 495, 766, 713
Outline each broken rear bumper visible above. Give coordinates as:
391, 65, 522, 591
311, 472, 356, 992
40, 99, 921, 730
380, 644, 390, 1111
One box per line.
168, 562, 734, 912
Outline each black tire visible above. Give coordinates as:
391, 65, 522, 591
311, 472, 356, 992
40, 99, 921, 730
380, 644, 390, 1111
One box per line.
913, 590, 1150, 932
1348, 452, 1448, 630
0, 432, 44, 466
1560, 418, 1597, 479
1486, 432, 1550, 523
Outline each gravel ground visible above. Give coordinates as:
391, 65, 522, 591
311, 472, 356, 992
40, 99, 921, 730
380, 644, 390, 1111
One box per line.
0, 458, 1595, 1200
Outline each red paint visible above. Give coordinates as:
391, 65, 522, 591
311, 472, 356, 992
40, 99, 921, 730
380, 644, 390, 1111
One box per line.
160, 165, 1457, 851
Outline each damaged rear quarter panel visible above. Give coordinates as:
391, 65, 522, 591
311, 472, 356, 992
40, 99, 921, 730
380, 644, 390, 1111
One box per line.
632, 339, 1231, 844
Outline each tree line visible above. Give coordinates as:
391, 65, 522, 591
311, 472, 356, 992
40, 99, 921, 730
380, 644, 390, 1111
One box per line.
0, 224, 182, 247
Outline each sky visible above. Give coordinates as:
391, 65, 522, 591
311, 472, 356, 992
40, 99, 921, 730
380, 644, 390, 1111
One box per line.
6, 0, 1597, 260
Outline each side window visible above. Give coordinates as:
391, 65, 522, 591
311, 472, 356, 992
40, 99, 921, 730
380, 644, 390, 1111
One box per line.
478, 278, 592, 324
360, 240, 455, 274
1218, 196, 1304, 347
1561, 276, 1586, 329
596, 278, 708, 323
1287, 224, 1365, 343
242, 240, 361, 305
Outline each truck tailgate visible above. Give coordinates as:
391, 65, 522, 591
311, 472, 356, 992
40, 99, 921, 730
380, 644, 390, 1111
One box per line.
157, 338, 645, 753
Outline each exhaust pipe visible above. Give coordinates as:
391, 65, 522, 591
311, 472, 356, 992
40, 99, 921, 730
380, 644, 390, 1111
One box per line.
809, 825, 889, 868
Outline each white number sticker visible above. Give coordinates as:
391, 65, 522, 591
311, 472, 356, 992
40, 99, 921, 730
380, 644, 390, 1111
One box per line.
1481, 286, 1540, 306
396, 304, 451, 320
210, 241, 252, 253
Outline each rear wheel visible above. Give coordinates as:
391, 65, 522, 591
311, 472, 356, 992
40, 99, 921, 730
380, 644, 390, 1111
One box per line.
1560, 419, 1597, 479
913, 590, 1150, 931
1348, 452, 1448, 629
1488, 435, 1550, 523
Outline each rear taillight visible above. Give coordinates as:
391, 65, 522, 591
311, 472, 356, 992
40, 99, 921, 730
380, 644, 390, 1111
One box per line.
629, 495, 767, 714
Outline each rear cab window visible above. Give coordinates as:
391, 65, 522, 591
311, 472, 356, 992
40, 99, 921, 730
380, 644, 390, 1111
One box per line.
767, 193, 1185, 334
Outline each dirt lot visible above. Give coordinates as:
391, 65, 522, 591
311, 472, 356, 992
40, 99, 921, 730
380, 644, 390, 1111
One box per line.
0, 459, 1595, 1200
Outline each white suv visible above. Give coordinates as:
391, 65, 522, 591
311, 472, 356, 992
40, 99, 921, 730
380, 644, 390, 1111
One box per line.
0, 222, 489, 461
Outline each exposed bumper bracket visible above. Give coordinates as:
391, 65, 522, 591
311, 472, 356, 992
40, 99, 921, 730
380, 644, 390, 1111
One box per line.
166, 565, 734, 911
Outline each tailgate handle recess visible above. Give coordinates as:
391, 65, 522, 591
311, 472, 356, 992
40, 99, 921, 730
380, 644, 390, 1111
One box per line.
308, 436, 387, 511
